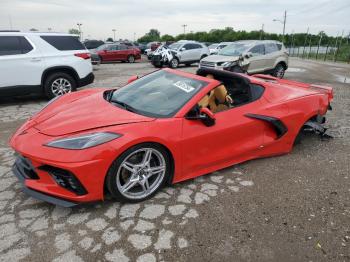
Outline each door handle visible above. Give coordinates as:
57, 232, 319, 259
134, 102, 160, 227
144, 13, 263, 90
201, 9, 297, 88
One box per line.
31, 58, 41, 62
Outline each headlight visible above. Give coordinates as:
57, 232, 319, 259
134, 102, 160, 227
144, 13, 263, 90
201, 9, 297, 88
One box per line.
45, 132, 122, 150
220, 61, 236, 67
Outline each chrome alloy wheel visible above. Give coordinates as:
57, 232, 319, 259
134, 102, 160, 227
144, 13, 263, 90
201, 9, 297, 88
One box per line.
51, 78, 72, 96
116, 148, 166, 200
275, 66, 285, 78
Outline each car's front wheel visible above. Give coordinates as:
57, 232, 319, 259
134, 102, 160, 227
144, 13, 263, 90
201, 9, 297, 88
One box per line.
44, 72, 76, 99
106, 143, 170, 202
169, 58, 179, 68
272, 63, 285, 78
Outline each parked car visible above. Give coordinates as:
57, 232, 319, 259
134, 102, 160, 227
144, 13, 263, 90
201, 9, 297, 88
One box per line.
200, 40, 289, 78
90, 52, 101, 65
10, 68, 333, 205
137, 43, 148, 54
146, 42, 162, 60
208, 42, 234, 54
156, 40, 210, 68
93, 43, 141, 63
0, 32, 94, 99
83, 40, 105, 50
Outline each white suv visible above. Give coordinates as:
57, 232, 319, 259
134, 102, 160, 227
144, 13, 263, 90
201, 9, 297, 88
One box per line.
0, 31, 94, 99
167, 40, 210, 68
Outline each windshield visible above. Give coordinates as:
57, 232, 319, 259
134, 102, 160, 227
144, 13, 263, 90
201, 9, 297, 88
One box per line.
96, 44, 109, 51
208, 44, 219, 49
218, 42, 252, 56
109, 70, 208, 118
169, 43, 182, 50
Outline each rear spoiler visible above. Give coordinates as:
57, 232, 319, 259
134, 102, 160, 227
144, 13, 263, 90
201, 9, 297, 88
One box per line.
252, 74, 334, 102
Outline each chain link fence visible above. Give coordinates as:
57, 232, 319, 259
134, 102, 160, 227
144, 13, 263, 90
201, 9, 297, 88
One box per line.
286, 34, 350, 63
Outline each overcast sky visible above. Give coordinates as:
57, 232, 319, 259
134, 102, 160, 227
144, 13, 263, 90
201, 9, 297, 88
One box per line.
1, 0, 349, 40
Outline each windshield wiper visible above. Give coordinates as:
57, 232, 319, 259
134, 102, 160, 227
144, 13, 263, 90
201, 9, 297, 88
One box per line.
110, 99, 138, 114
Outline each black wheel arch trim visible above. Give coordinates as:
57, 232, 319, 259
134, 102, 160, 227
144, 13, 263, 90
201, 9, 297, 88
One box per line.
41, 66, 80, 87
245, 113, 288, 139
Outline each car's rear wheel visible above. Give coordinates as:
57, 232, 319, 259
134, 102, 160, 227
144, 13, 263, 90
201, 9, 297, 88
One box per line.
44, 72, 76, 99
127, 55, 135, 63
200, 54, 207, 60
272, 63, 285, 78
106, 143, 170, 202
169, 58, 179, 68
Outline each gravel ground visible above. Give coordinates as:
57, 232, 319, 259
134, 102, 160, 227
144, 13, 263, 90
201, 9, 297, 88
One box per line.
0, 57, 349, 262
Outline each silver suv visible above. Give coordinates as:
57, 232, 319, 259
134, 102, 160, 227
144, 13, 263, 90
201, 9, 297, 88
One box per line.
167, 40, 210, 68
200, 40, 289, 78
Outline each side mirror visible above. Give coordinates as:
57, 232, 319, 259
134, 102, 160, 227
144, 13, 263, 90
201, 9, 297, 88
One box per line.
244, 52, 253, 59
186, 107, 216, 127
127, 75, 138, 84
200, 108, 216, 126
180, 47, 186, 51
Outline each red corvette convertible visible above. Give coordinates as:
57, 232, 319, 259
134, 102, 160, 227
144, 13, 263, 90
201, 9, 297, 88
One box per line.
10, 68, 333, 207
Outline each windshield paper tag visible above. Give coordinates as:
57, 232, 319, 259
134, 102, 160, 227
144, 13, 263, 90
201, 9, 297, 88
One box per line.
173, 81, 195, 93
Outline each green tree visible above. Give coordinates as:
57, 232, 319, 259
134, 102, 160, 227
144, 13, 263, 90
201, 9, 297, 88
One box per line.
137, 29, 161, 43
29, 28, 38, 31
160, 34, 175, 42
68, 28, 80, 35
106, 37, 113, 42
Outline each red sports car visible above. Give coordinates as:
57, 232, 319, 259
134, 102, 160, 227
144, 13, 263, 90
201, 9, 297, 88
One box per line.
10, 68, 333, 207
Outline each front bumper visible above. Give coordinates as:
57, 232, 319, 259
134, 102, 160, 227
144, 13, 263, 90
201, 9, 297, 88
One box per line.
11, 153, 108, 206
10, 127, 116, 206
77, 72, 94, 88
13, 163, 78, 207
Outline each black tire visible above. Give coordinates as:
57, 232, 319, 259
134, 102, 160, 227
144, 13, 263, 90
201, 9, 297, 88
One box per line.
105, 143, 171, 203
44, 72, 76, 99
99, 55, 103, 63
229, 65, 245, 73
169, 58, 179, 68
152, 63, 163, 68
127, 55, 135, 63
272, 63, 285, 78
200, 54, 207, 60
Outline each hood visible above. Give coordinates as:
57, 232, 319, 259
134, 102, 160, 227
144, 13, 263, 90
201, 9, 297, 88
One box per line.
33, 89, 155, 136
202, 54, 240, 63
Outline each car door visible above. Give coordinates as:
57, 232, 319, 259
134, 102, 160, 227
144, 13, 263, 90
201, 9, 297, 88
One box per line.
191, 43, 203, 61
181, 100, 266, 178
117, 45, 129, 61
264, 43, 280, 70
103, 45, 118, 61
180, 44, 195, 62
0, 35, 43, 88
246, 44, 266, 74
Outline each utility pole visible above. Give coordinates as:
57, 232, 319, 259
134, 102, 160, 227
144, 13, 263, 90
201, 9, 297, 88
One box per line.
332, 32, 340, 62
302, 27, 309, 58
112, 29, 116, 41
77, 23, 82, 41
134, 32, 136, 42
334, 30, 344, 62
283, 10, 287, 43
315, 32, 323, 60
260, 23, 264, 40
273, 10, 287, 43
181, 24, 187, 34
290, 30, 295, 56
